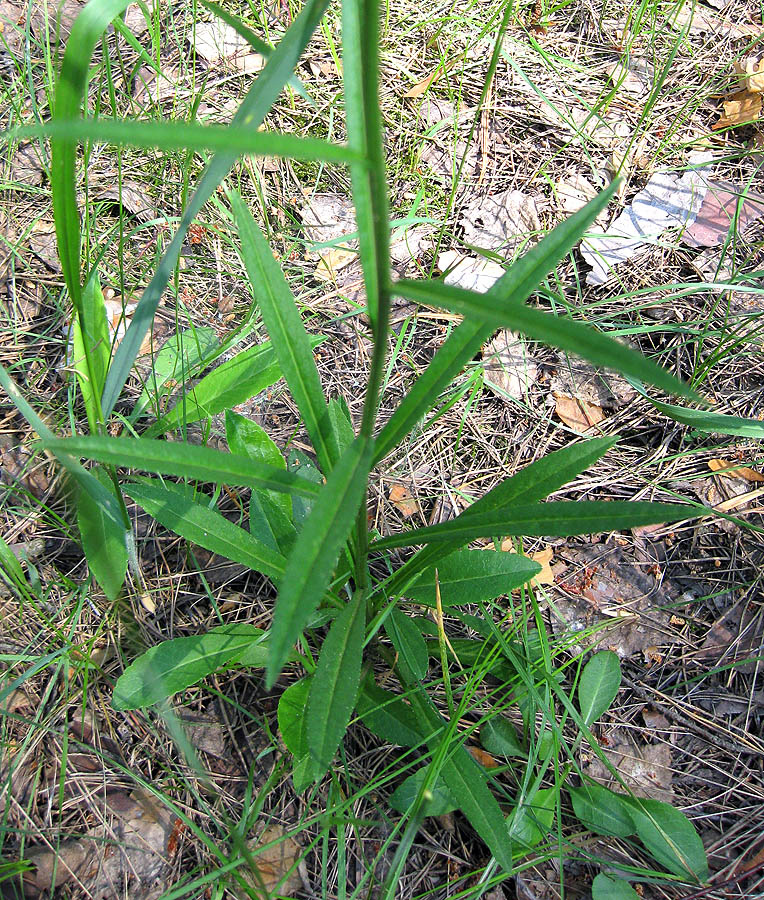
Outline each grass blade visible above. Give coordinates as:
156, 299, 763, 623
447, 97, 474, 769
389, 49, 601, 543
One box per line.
71, 274, 110, 432
307, 591, 366, 769
15, 119, 357, 165
267, 436, 374, 686
45, 435, 320, 498
125, 480, 286, 582
372, 501, 695, 550
114, 624, 265, 710
231, 192, 336, 472
395, 278, 694, 401
100, 0, 332, 417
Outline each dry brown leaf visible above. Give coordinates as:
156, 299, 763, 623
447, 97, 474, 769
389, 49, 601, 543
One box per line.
735, 55, 764, 94
389, 483, 418, 518
696, 603, 764, 675
666, 4, 761, 39
192, 19, 264, 74
708, 458, 764, 482
468, 746, 500, 768
93, 180, 157, 223
584, 730, 674, 804
501, 544, 554, 589
439, 250, 504, 292
713, 90, 762, 130
482, 330, 538, 400
29, 220, 61, 271
555, 174, 598, 216
134, 64, 179, 104
403, 59, 456, 98
553, 392, 605, 433
314, 245, 356, 281
460, 189, 541, 256
245, 824, 302, 896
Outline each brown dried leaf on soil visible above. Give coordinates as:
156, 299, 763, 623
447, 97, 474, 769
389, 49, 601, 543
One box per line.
683, 180, 764, 248
438, 250, 504, 292
389, 483, 418, 518
482, 330, 538, 401
192, 19, 264, 74
553, 393, 605, 433
713, 90, 762, 130
0, 432, 52, 498
734, 54, 764, 94
583, 729, 674, 804
606, 56, 654, 97
93, 181, 158, 223
502, 543, 555, 589
554, 174, 598, 216
8, 143, 45, 186
665, 3, 762, 39
551, 357, 637, 410
28, 220, 60, 271
459, 189, 540, 256
243, 824, 303, 896
22, 789, 174, 899
178, 708, 227, 759
134, 65, 179, 104
550, 543, 682, 660
694, 601, 764, 675
708, 459, 764, 482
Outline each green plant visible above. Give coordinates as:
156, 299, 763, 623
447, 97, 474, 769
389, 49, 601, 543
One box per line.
0, 0, 718, 889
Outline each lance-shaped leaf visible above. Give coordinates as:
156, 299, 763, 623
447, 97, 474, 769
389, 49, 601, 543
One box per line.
307, 591, 366, 770
77, 470, 129, 601
372, 501, 695, 551
267, 436, 374, 685
125, 480, 285, 582
46, 435, 320, 499
232, 192, 336, 473
395, 278, 695, 401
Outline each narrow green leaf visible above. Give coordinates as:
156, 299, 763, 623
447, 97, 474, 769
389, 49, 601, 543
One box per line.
328, 397, 356, 456
372, 501, 695, 550
267, 436, 373, 685
71, 274, 110, 432
124, 480, 286, 582
481, 718, 525, 759
395, 278, 695, 401
278, 677, 311, 756
341, 0, 390, 332
113, 623, 262, 709
231, 193, 336, 472
307, 591, 366, 769
386, 610, 428, 681
389, 768, 459, 817
226, 411, 292, 520
148, 343, 282, 436
568, 783, 635, 838
626, 797, 709, 882
248, 492, 297, 555
99, 0, 333, 416
77, 472, 128, 602
579, 651, 621, 725
404, 549, 541, 607
592, 874, 641, 900
356, 681, 427, 748
0, 364, 125, 530
507, 787, 556, 849
377, 437, 615, 602
46, 435, 320, 499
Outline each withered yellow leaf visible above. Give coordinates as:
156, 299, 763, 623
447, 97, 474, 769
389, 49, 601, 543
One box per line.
389, 483, 418, 518
713, 90, 762, 130
553, 392, 606, 433
708, 458, 764, 482
735, 55, 764, 94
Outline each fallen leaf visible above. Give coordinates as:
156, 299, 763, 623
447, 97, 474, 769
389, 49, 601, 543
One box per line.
389, 483, 418, 518
606, 56, 653, 96
8, 142, 45, 186
708, 459, 764, 482
734, 55, 764, 94
93, 180, 158, 223
245, 824, 302, 896
468, 746, 500, 768
23, 789, 174, 898
555, 174, 599, 216
460, 189, 541, 256
29, 220, 61, 271
696, 602, 764, 674
551, 357, 637, 409
192, 19, 264, 74
438, 249, 504, 292
501, 543, 555, 589
134, 64, 179, 104
403, 59, 456, 98
713, 90, 762, 130
580, 153, 712, 284
178, 709, 228, 758
553, 392, 605, 432
584, 730, 674, 804
683, 180, 764, 248
549, 542, 682, 659
482, 330, 538, 400
666, 3, 761, 39
314, 245, 356, 281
